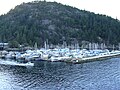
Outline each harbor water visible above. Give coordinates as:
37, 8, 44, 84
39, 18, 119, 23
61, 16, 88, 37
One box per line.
0, 58, 120, 90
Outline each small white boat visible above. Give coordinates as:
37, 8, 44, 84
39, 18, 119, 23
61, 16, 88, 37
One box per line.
49, 56, 71, 62
16, 62, 34, 67
5, 51, 16, 59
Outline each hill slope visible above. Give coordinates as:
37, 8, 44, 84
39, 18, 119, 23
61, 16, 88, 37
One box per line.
0, 1, 120, 47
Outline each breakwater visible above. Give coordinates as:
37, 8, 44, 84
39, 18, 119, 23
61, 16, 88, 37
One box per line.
67, 52, 120, 64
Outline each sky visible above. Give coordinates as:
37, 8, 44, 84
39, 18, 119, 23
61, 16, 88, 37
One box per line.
0, 0, 120, 20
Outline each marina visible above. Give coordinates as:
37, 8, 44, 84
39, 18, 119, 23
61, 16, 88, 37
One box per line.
1, 48, 120, 65
0, 0, 119, 90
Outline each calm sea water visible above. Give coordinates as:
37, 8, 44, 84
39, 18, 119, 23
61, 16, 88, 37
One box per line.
0, 58, 120, 90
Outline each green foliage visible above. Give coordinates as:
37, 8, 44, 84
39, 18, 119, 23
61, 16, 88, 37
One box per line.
0, 1, 120, 47
9, 41, 19, 48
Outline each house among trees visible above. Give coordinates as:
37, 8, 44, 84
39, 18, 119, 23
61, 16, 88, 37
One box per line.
0, 43, 9, 50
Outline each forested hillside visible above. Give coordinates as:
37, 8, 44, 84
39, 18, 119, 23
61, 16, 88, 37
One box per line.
0, 1, 120, 47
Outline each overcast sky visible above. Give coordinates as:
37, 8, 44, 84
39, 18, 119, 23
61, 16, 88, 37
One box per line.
0, 0, 120, 20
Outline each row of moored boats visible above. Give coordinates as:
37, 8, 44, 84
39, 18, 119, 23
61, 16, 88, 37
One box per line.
0, 48, 120, 63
